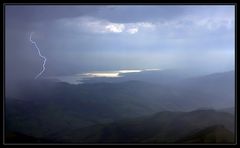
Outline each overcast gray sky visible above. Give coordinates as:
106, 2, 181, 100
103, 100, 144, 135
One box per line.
5, 5, 235, 82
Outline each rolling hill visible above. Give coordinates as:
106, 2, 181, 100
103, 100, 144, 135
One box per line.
177, 125, 234, 143
5, 70, 235, 143
45, 109, 234, 143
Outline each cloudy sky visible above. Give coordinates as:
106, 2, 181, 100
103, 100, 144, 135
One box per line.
5, 5, 235, 81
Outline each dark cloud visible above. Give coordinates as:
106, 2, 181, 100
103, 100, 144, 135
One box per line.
6, 5, 101, 22
95, 5, 187, 23
5, 5, 235, 84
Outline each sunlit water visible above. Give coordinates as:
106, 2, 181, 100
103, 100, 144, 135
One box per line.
46, 69, 160, 84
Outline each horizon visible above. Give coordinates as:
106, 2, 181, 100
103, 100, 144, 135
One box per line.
4, 5, 236, 144
6, 5, 235, 82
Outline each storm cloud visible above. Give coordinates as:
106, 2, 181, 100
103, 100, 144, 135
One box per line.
5, 5, 235, 83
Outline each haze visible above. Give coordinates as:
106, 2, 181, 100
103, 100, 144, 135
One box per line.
5, 5, 235, 144
6, 5, 234, 82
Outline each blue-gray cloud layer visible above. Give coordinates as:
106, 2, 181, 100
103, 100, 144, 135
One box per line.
5, 5, 235, 81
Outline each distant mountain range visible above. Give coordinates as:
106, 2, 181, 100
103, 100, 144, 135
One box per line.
5, 70, 235, 143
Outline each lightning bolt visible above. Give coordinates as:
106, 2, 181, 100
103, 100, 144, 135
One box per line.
30, 32, 47, 79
